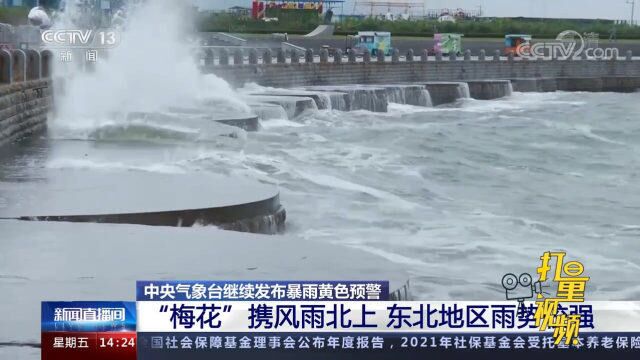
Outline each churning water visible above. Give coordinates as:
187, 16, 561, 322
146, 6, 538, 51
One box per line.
50, 0, 250, 140
12, 0, 639, 302
28, 89, 640, 301
216, 91, 640, 301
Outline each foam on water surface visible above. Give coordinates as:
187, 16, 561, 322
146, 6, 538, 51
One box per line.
50, 0, 251, 139
233, 91, 640, 301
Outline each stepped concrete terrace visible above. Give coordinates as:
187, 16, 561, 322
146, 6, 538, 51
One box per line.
0, 170, 286, 233
0, 49, 285, 234
3, 48, 640, 238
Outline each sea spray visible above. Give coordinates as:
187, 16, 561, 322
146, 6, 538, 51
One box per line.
50, 0, 250, 138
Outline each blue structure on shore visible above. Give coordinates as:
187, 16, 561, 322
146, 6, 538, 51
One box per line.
2, 0, 62, 8
2, 0, 38, 6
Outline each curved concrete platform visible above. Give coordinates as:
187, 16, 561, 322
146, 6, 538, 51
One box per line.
0, 220, 411, 350
250, 89, 350, 111
304, 85, 389, 112
252, 92, 330, 110
151, 109, 260, 132
423, 82, 470, 106
344, 84, 432, 107
466, 80, 513, 100
510, 78, 558, 92
213, 115, 259, 131
120, 111, 252, 141
0, 171, 285, 234
377, 84, 432, 106
245, 95, 318, 118
268, 89, 351, 111
248, 102, 290, 120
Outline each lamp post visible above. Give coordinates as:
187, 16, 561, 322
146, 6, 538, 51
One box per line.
628, 0, 636, 25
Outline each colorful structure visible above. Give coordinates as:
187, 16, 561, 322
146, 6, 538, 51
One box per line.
349, 31, 392, 56
431, 33, 463, 55
504, 34, 532, 56
252, 1, 345, 19
1, 0, 38, 6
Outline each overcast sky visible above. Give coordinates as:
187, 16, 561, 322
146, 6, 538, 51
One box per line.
193, 0, 636, 20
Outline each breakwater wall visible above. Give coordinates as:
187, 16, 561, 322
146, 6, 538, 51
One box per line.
0, 49, 53, 146
204, 48, 640, 91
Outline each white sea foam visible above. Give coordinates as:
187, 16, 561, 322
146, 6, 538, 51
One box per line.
50, 0, 250, 139
260, 118, 306, 129
540, 121, 627, 145
46, 158, 186, 174
295, 171, 420, 211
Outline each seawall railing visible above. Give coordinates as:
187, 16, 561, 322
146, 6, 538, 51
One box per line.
0, 49, 53, 145
201, 47, 636, 66
200, 47, 640, 89
0, 49, 52, 84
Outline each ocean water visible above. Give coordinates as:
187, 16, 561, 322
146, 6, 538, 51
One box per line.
225, 91, 640, 301
13, 90, 639, 301
8, 0, 640, 309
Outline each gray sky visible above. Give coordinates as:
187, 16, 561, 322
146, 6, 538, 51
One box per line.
193, 0, 636, 20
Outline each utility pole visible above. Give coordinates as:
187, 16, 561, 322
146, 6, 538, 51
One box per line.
628, 0, 636, 25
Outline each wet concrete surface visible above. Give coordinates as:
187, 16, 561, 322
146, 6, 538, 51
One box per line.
0, 220, 410, 346
0, 134, 284, 232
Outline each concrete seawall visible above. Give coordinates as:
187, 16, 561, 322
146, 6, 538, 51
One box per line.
466, 80, 513, 100
2, 50, 640, 147
424, 82, 469, 105
205, 50, 640, 92
511, 76, 640, 92
0, 49, 52, 146
0, 79, 52, 146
